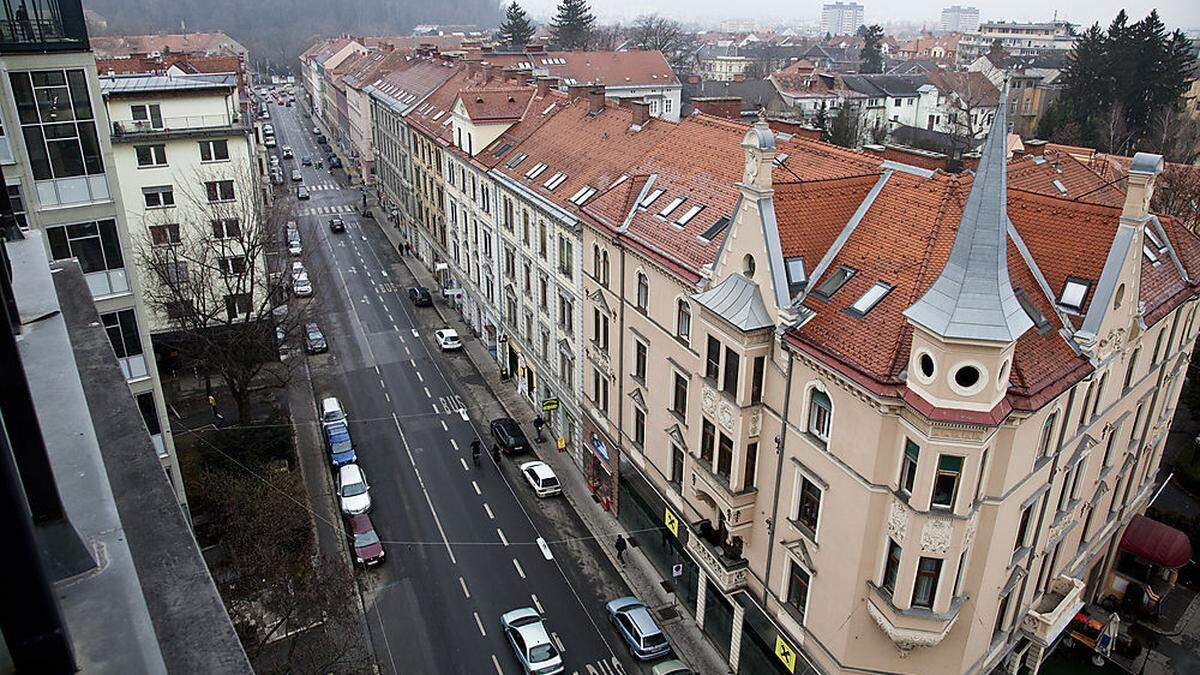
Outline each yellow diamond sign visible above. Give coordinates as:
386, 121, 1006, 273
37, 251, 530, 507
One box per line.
774, 635, 798, 673
663, 507, 680, 537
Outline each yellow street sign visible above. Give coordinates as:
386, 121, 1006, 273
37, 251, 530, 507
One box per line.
663, 507, 679, 537
556, 436, 566, 451
774, 635, 798, 673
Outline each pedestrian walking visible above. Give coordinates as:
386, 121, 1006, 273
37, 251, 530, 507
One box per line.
615, 534, 627, 565
533, 416, 545, 442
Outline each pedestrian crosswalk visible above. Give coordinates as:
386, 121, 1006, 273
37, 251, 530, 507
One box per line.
304, 183, 339, 191
298, 204, 356, 216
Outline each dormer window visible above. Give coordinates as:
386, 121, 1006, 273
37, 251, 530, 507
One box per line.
1058, 277, 1091, 311
785, 256, 806, 291
1143, 245, 1160, 265
658, 196, 685, 218
847, 281, 892, 317
640, 188, 664, 208
675, 204, 705, 226
543, 172, 567, 190
811, 265, 856, 300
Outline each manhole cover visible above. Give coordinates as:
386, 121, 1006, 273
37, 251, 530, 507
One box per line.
657, 606, 679, 622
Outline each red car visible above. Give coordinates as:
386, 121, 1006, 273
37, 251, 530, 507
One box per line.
346, 513, 385, 566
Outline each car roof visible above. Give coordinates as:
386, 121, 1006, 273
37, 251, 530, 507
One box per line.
321, 396, 341, 409
626, 604, 660, 636
347, 513, 373, 533
326, 423, 350, 440
513, 615, 551, 647
522, 461, 555, 481
338, 463, 363, 481
306, 323, 321, 332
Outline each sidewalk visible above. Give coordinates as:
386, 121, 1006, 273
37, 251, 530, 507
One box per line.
370, 209, 732, 674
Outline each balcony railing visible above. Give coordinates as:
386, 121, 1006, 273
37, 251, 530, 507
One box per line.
1021, 575, 1086, 645
686, 520, 749, 593
0, 0, 88, 53
111, 114, 240, 137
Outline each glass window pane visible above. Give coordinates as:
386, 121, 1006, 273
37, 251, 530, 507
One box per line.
98, 220, 124, 269
9, 73, 38, 125
66, 70, 93, 120
22, 126, 51, 179
36, 86, 74, 122
46, 226, 70, 260
71, 236, 104, 273
118, 310, 142, 356
78, 123, 104, 174
47, 138, 84, 177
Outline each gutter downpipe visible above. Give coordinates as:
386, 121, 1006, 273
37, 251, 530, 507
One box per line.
762, 339, 795, 605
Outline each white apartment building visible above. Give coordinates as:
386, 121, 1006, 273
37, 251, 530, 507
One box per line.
941, 6, 981, 34
821, 2, 865, 37
0, 26, 183, 508
957, 21, 1077, 65
99, 72, 262, 333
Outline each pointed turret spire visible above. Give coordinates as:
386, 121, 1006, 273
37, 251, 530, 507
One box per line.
903, 93, 1032, 343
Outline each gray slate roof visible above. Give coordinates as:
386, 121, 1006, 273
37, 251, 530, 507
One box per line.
841, 74, 926, 98
902, 91, 1033, 343
100, 73, 236, 95
693, 272, 773, 331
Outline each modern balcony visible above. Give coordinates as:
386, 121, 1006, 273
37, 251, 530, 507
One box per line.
1021, 575, 1086, 645
0, 0, 88, 53
110, 114, 246, 142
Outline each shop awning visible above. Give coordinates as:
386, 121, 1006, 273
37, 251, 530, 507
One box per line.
1120, 515, 1192, 569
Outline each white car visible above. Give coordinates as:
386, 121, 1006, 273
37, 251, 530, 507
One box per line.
519, 461, 561, 497
282, 145, 294, 158
434, 328, 462, 351
292, 271, 312, 296
264, 136, 277, 148
320, 396, 346, 426
291, 261, 305, 280
501, 607, 564, 675
337, 464, 371, 515
288, 239, 302, 257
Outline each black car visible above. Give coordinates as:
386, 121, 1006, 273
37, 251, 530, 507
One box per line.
490, 417, 531, 455
317, 135, 328, 144
408, 286, 433, 307
329, 217, 345, 232
304, 322, 328, 354
329, 155, 342, 168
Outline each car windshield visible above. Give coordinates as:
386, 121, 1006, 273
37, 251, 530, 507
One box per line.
529, 642, 558, 663
353, 529, 380, 547
342, 480, 366, 497
642, 631, 667, 648
308, 329, 322, 340
542, 476, 560, 487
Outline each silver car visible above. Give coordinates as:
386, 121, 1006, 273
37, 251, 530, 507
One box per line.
606, 596, 670, 661
500, 607, 564, 674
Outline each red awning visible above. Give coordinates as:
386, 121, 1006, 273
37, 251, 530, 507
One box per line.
1119, 515, 1192, 569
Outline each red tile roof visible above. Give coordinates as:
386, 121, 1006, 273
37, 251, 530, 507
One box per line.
458, 87, 535, 122
1008, 151, 1127, 209
90, 33, 247, 59
543, 50, 679, 87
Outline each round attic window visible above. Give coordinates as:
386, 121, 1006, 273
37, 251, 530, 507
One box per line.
954, 365, 982, 390
918, 353, 935, 379
743, 254, 756, 279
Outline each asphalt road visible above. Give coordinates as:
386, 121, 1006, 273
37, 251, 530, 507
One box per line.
270, 102, 642, 675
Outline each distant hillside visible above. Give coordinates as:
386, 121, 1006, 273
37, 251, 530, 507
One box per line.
82, 0, 500, 69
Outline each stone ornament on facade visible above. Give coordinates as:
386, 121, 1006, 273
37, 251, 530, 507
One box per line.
920, 518, 953, 554
887, 500, 909, 543
964, 518, 978, 549
748, 410, 762, 437
702, 386, 717, 416
719, 401, 735, 432
866, 600, 954, 656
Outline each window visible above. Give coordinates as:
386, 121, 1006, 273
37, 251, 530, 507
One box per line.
9, 70, 106, 182
911, 557, 943, 609
808, 389, 831, 442
543, 172, 567, 190
1059, 277, 1091, 310
671, 445, 685, 487
634, 340, 647, 381
130, 103, 162, 129
787, 563, 811, 623
1039, 412, 1057, 456
673, 373, 688, 416
558, 236, 573, 278
143, 185, 175, 208
148, 223, 180, 246
640, 188, 664, 208
675, 204, 705, 226
750, 356, 765, 404
848, 281, 892, 316
699, 215, 731, 242
4, 184, 28, 232
658, 196, 685, 218
717, 432, 733, 481
135, 144, 167, 167
1123, 348, 1139, 391
701, 419, 715, 463
46, 220, 124, 274
211, 218, 241, 239
205, 180, 235, 202
558, 295, 573, 332
199, 139, 230, 162
1091, 373, 1106, 419
102, 310, 144, 358
882, 539, 902, 594
900, 439, 920, 494
785, 256, 806, 290
636, 273, 648, 310
1015, 287, 1051, 332
676, 300, 691, 341
993, 591, 1012, 639
1014, 503, 1032, 552
220, 256, 247, 277
593, 368, 609, 413
593, 308, 609, 352
811, 265, 856, 299
633, 407, 645, 447
506, 151, 528, 169
931, 455, 963, 509
705, 336, 721, 380
569, 185, 597, 205
745, 441, 759, 488
722, 347, 740, 397
796, 475, 821, 535
224, 293, 251, 320
524, 162, 548, 180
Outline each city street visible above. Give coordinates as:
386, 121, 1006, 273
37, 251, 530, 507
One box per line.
271, 103, 642, 675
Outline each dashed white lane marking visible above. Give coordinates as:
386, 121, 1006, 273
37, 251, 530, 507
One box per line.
459, 577, 470, 599
474, 612, 486, 637
384, 392, 391, 402
424, 386, 432, 399
406, 347, 412, 357
485, 504, 495, 520
551, 632, 565, 654
491, 655, 502, 674
459, 457, 469, 471
410, 359, 416, 368
531, 594, 543, 613
392, 412, 455, 564
513, 558, 526, 579
441, 420, 448, 431
374, 365, 381, 375
472, 481, 481, 495
496, 527, 506, 545
398, 335, 405, 343
380, 379, 387, 389
449, 438, 458, 450
411, 328, 419, 338
416, 371, 424, 382
431, 404, 439, 414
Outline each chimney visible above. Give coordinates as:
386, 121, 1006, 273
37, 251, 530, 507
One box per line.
1024, 138, 1047, 156
1121, 152, 1164, 221
535, 76, 556, 97
630, 100, 651, 127
466, 60, 482, 80
587, 87, 605, 114
481, 61, 493, 82
567, 83, 589, 102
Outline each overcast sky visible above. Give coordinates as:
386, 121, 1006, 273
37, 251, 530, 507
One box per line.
513, 1, 1199, 31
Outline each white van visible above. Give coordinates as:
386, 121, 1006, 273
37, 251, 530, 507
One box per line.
320, 397, 346, 427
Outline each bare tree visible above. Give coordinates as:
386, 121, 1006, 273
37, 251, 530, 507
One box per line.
628, 15, 699, 73
589, 22, 624, 51
1098, 100, 1136, 157
1153, 164, 1200, 233
1143, 107, 1200, 165
137, 164, 308, 421
939, 72, 1001, 164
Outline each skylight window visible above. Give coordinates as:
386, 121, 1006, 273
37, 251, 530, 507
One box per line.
1052, 179, 1067, 196
525, 162, 548, 180
543, 172, 568, 190
1014, 288, 1051, 333
569, 186, 597, 205
1032, 155, 1046, 165
1144, 245, 1161, 264
699, 215, 731, 242
542, 103, 556, 115
785, 256, 806, 289
675, 204, 705, 226
610, 175, 628, 188
848, 281, 892, 316
658, 197, 685, 218
640, 188, 665, 208
811, 265, 856, 300
442, 117, 453, 127
507, 152, 529, 169
1058, 278, 1091, 310
431, 111, 445, 120
773, 152, 790, 167
493, 143, 512, 157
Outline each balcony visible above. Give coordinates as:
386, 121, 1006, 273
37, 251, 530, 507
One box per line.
110, 114, 244, 141
687, 452, 758, 531
1021, 575, 1086, 645
685, 519, 750, 593
0, 0, 88, 53
866, 582, 962, 654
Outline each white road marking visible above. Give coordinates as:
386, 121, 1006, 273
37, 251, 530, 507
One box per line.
441, 420, 448, 431
406, 347, 412, 357
392, 413, 456, 564
459, 457, 469, 471
491, 655, 503, 674
410, 359, 417, 368
384, 392, 391, 402
513, 558, 526, 578
381, 270, 388, 277
380, 379, 387, 389
496, 527, 506, 544
399, 335, 405, 344
531, 594, 543, 613
551, 632, 565, 654
459, 408, 470, 421
472, 481, 481, 495
449, 438, 458, 450
374, 365, 381, 375
432, 404, 439, 414
474, 612, 486, 637
416, 371, 424, 382
459, 577, 470, 599
411, 328, 419, 337
485, 504, 495, 520
424, 386, 432, 399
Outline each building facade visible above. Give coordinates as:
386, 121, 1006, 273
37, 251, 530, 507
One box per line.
0, 2, 184, 509
941, 6, 981, 34
821, 3, 866, 37
957, 21, 1077, 65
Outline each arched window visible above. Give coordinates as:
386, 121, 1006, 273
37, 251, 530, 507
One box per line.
636, 272, 649, 310
593, 245, 601, 277
676, 300, 691, 341
601, 251, 609, 286
809, 389, 832, 442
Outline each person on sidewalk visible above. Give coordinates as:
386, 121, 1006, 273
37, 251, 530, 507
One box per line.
615, 534, 627, 565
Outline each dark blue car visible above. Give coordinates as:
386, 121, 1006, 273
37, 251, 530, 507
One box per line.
324, 421, 355, 466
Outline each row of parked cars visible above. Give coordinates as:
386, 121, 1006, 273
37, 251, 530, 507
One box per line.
320, 396, 385, 566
